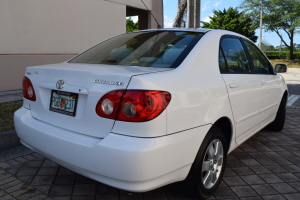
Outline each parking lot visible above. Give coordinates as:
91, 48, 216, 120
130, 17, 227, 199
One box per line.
1, 70, 300, 200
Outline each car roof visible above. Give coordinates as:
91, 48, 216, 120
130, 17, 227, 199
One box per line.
135, 28, 211, 33
132, 28, 245, 38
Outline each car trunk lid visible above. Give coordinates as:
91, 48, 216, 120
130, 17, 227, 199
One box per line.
26, 63, 172, 138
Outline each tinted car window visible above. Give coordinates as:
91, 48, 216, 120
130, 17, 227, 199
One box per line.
219, 49, 228, 73
243, 40, 272, 74
69, 31, 204, 68
220, 38, 251, 73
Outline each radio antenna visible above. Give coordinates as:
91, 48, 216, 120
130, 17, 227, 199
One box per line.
140, 0, 162, 29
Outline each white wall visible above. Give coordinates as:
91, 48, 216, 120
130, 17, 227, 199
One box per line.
0, 0, 162, 91
0, 0, 125, 54
0, 55, 76, 92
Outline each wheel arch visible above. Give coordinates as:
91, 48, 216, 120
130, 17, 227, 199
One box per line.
283, 90, 288, 104
213, 117, 233, 153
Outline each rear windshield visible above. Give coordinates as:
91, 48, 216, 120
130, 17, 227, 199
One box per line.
69, 31, 204, 68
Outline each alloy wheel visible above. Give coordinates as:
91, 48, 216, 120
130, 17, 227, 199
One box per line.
201, 139, 224, 189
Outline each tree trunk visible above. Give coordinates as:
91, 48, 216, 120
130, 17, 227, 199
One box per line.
174, 0, 200, 28
187, 0, 200, 28
187, 0, 194, 28
173, 0, 187, 27
290, 30, 294, 60
194, 0, 200, 28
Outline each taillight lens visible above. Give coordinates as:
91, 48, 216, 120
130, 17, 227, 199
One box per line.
96, 90, 171, 122
118, 90, 171, 122
22, 76, 36, 101
96, 90, 125, 119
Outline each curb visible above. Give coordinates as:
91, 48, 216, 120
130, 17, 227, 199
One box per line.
0, 90, 22, 96
0, 129, 21, 151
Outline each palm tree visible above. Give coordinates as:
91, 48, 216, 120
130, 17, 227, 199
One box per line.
173, 0, 187, 27
173, 0, 200, 28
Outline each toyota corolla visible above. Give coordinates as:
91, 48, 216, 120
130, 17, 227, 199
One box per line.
14, 29, 288, 199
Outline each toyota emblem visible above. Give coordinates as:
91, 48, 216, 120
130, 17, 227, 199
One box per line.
56, 80, 65, 89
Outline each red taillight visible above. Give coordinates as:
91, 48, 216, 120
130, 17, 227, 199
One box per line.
22, 76, 36, 101
118, 91, 171, 122
96, 90, 171, 122
96, 90, 124, 119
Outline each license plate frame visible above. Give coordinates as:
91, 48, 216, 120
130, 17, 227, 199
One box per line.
49, 90, 78, 117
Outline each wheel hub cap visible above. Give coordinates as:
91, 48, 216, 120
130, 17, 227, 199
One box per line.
201, 139, 224, 189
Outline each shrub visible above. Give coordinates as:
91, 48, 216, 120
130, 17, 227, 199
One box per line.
264, 51, 300, 59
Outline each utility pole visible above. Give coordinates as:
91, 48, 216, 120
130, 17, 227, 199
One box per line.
279, 40, 282, 59
259, 0, 263, 49
187, 0, 200, 28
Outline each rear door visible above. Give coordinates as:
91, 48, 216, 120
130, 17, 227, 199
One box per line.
219, 36, 262, 144
242, 39, 283, 120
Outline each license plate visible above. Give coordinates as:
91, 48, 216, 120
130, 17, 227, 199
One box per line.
49, 90, 78, 117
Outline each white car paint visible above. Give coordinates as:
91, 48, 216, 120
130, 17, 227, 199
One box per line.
14, 28, 287, 192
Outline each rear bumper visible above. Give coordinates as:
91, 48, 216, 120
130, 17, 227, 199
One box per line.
14, 107, 210, 192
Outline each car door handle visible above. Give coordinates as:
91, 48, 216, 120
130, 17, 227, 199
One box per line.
229, 83, 239, 88
261, 81, 267, 85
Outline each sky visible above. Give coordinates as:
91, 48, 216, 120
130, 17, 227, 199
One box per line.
162, 0, 299, 47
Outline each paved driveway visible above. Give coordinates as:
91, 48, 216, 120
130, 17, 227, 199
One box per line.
1, 70, 300, 200
281, 68, 300, 95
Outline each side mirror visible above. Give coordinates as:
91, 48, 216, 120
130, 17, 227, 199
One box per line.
274, 64, 288, 73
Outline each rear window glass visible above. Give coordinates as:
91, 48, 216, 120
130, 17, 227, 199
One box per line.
220, 37, 251, 73
69, 31, 204, 68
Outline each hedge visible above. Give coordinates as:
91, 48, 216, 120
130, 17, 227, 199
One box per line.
264, 51, 300, 59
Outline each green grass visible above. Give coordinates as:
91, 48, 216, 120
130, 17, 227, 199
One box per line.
270, 59, 300, 68
0, 101, 23, 132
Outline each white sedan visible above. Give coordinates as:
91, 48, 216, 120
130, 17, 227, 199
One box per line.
14, 28, 288, 199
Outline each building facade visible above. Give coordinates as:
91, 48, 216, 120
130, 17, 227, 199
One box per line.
0, 0, 163, 91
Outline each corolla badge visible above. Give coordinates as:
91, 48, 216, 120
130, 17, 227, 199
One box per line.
56, 80, 65, 89
94, 79, 124, 86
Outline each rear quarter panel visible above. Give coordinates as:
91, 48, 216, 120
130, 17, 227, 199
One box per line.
112, 31, 236, 139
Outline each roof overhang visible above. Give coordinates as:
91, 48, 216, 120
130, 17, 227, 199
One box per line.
104, 0, 152, 10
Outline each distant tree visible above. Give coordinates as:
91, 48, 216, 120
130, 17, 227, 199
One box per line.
275, 45, 290, 51
295, 44, 300, 52
201, 7, 258, 42
126, 17, 138, 33
240, 0, 300, 60
261, 39, 275, 52
275, 43, 299, 52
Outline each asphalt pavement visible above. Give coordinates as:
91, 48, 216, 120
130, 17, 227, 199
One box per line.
0, 69, 300, 200
282, 68, 300, 107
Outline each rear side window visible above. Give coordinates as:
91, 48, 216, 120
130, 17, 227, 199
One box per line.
243, 40, 272, 74
220, 37, 251, 73
69, 31, 204, 68
219, 49, 227, 73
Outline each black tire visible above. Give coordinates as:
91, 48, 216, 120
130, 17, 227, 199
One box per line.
268, 95, 287, 132
185, 126, 228, 200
